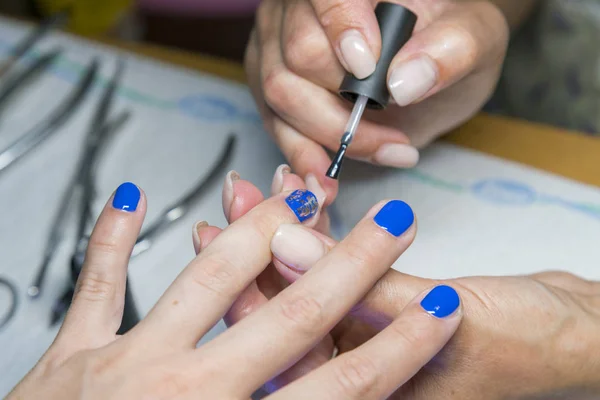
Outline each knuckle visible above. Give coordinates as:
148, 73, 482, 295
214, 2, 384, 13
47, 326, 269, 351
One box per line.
75, 270, 115, 302
255, 0, 275, 38
277, 292, 325, 335
334, 353, 380, 397
87, 235, 121, 259
189, 256, 239, 298
340, 242, 379, 273
246, 211, 276, 244
473, 1, 509, 37
283, 28, 332, 75
38, 349, 69, 375
451, 279, 499, 318
262, 65, 292, 111
150, 371, 192, 398
436, 22, 480, 67
534, 270, 580, 281
316, 0, 359, 32
388, 314, 433, 348
287, 141, 314, 170
470, 1, 509, 57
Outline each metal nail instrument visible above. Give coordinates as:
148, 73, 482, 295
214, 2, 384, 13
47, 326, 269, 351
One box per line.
0, 10, 68, 78
38, 60, 237, 329
0, 276, 18, 330
0, 59, 99, 175
49, 135, 237, 328
28, 59, 129, 299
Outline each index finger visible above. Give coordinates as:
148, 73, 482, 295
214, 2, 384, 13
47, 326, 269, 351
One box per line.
131, 186, 322, 349
197, 199, 417, 397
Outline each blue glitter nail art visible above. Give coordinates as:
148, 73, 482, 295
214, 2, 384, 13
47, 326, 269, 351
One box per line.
285, 189, 319, 222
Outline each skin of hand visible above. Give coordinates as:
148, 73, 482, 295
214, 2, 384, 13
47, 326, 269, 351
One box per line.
245, 0, 517, 203
8, 177, 462, 400
202, 169, 600, 399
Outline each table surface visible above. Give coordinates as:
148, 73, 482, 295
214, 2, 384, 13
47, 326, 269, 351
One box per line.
102, 37, 600, 188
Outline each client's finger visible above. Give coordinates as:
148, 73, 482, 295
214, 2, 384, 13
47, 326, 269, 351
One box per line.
136, 184, 322, 349
57, 182, 146, 353
197, 200, 417, 397
272, 224, 429, 328
268, 285, 462, 399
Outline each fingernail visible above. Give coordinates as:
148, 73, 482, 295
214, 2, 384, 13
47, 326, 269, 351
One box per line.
285, 189, 319, 223
271, 164, 291, 195
222, 170, 240, 220
112, 182, 140, 212
193, 220, 209, 251
271, 224, 327, 272
339, 29, 376, 79
388, 56, 438, 106
374, 144, 420, 168
420, 285, 460, 318
305, 173, 326, 206
373, 200, 414, 237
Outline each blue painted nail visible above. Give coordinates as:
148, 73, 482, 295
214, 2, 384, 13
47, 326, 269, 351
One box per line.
373, 200, 414, 237
112, 182, 140, 212
420, 285, 460, 318
285, 189, 318, 222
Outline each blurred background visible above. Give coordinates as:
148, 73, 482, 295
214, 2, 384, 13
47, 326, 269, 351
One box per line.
0, 0, 257, 61
1, 0, 599, 135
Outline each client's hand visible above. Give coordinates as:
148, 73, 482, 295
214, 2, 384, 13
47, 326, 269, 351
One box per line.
9, 177, 461, 400
208, 167, 600, 399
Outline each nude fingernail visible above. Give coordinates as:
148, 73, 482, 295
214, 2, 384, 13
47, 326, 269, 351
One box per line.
305, 173, 326, 206
192, 221, 208, 253
388, 56, 438, 106
339, 29, 376, 79
222, 170, 240, 221
271, 224, 327, 272
271, 164, 291, 195
374, 143, 419, 168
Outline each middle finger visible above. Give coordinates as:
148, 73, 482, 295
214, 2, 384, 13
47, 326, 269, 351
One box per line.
131, 187, 322, 348
196, 199, 417, 397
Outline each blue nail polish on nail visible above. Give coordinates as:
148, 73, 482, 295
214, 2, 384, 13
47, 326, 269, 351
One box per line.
373, 200, 414, 237
421, 285, 460, 318
285, 189, 318, 222
112, 182, 140, 212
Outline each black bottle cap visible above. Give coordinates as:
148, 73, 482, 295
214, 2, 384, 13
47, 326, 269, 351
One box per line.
338, 2, 417, 109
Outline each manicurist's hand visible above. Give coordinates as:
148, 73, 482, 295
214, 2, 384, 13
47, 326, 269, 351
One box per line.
246, 0, 510, 202
9, 176, 462, 400
209, 169, 600, 399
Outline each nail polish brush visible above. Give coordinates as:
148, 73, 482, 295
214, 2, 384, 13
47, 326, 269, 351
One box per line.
326, 2, 417, 179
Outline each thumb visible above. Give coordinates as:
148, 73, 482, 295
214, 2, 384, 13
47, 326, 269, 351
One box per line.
310, 0, 381, 79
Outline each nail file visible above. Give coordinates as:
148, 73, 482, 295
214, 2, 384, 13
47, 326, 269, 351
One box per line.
326, 2, 417, 180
